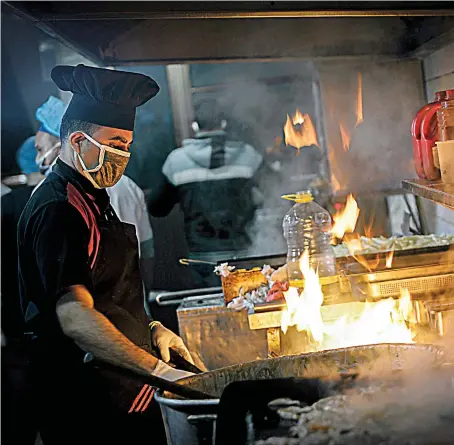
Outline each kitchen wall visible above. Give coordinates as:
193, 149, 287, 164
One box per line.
1, 12, 58, 176
420, 42, 454, 234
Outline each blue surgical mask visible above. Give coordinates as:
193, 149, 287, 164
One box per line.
35, 142, 61, 175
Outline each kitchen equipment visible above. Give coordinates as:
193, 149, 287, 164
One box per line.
214, 377, 336, 445
344, 260, 454, 299
421, 91, 445, 180
179, 258, 217, 266
173, 243, 454, 370
411, 91, 445, 180
177, 296, 268, 371
423, 300, 454, 337
169, 348, 205, 375
85, 356, 212, 400
154, 343, 444, 445
151, 287, 223, 307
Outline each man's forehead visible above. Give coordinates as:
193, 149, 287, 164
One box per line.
92, 126, 133, 144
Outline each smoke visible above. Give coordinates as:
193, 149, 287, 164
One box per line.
192, 61, 327, 257
316, 59, 422, 196
340, 363, 454, 444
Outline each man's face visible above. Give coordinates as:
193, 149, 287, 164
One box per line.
70, 126, 133, 172
35, 130, 60, 166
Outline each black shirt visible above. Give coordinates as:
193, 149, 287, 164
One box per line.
17, 159, 110, 343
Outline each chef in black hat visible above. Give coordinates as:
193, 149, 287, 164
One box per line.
17, 65, 193, 444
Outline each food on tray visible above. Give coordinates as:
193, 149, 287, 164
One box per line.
220, 264, 292, 309
214, 262, 236, 277
221, 267, 269, 304
271, 264, 289, 282
334, 234, 454, 257
266, 281, 290, 302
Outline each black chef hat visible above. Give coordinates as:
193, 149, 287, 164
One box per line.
51, 64, 160, 131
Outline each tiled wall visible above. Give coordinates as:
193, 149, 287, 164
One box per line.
420, 42, 454, 234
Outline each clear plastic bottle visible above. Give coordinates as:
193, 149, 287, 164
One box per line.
282, 191, 339, 300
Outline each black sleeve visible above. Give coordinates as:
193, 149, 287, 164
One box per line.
147, 176, 179, 217
31, 201, 92, 305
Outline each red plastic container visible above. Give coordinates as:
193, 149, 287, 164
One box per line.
437, 89, 454, 141
412, 103, 432, 179
411, 91, 445, 180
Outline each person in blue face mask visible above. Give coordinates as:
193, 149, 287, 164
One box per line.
33, 96, 66, 174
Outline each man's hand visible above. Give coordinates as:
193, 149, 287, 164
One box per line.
151, 323, 194, 364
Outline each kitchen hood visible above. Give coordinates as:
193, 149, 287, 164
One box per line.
3, 2, 454, 66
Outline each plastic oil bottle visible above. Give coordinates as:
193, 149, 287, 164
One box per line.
282, 191, 340, 302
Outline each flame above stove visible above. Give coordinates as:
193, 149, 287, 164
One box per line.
281, 250, 416, 352
283, 109, 319, 155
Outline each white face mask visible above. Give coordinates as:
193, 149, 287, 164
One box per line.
74, 132, 131, 189
36, 142, 61, 175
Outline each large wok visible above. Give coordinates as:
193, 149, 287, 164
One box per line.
155, 343, 444, 445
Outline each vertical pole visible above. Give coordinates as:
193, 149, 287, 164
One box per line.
166, 64, 194, 146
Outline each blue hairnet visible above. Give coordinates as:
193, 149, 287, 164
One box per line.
35, 96, 68, 138
16, 136, 38, 174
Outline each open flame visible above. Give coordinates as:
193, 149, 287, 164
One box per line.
339, 122, 351, 152
355, 72, 364, 127
330, 194, 360, 240
281, 251, 416, 352
343, 233, 380, 272
284, 109, 319, 155
386, 250, 394, 268
334, 72, 364, 152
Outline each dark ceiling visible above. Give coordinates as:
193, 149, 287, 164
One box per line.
3, 2, 454, 65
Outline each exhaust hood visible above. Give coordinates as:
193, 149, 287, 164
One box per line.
3, 2, 454, 66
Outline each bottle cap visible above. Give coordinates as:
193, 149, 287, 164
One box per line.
435, 91, 446, 101
281, 191, 314, 203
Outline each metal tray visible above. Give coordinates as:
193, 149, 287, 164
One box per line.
345, 262, 454, 298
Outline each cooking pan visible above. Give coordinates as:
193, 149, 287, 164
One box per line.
154, 343, 444, 445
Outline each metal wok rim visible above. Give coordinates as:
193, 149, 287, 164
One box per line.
155, 343, 444, 405
154, 390, 220, 407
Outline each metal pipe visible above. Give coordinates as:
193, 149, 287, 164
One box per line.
153, 287, 223, 306
13, 10, 454, 21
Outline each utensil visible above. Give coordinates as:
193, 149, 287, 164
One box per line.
179, 258, 217, 266
169, 348, 204, 374
85, 356, 215, 400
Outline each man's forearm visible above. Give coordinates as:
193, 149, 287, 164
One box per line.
57, 292, 159, 377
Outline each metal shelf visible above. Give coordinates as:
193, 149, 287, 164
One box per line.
402, 179, 454, 210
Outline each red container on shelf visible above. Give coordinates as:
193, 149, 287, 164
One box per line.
437, 89, 454, 141
411, 91, 445, 180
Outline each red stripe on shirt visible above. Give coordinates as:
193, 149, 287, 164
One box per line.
66, 183, 101, 269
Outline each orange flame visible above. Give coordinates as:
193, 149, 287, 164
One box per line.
281, 251, 415, 351
292, 109, 305, 125
386, 250, 394, 268
355, 72, 364, 127
284, 109, 319, 155
343, 233, 380, 272
331, 173, 341, 193
339, 122, 351, 152
330, 194, 360, 240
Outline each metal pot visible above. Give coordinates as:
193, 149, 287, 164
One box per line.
155, 343, 444, 445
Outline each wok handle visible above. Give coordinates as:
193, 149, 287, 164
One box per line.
169, 348, 204, 374
86, 356, 215, 400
